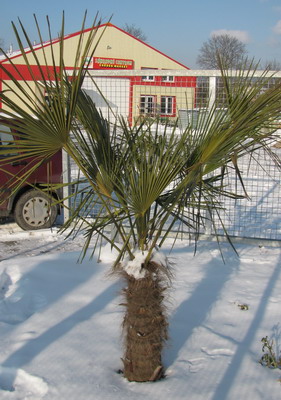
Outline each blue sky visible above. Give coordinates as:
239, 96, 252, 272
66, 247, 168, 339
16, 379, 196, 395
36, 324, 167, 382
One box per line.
1, 0, 281, 68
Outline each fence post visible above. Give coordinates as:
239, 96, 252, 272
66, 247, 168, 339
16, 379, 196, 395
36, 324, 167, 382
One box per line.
62, 150, 71, 223
209, 76, 216, 109
204, 76, 217, 236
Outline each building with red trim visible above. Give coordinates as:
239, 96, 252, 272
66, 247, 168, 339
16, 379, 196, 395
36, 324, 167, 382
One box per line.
0, 23, 196, 124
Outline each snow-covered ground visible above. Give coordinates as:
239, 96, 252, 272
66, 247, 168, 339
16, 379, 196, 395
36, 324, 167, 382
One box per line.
0, 221, 281, 399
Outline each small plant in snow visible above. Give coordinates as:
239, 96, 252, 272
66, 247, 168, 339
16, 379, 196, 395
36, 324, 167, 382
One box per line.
259, 336, 281, 369
237, 303, 249, 311
233, 301, 249, 310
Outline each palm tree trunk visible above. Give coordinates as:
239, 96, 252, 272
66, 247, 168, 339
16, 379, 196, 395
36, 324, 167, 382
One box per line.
121, 261, 169, 382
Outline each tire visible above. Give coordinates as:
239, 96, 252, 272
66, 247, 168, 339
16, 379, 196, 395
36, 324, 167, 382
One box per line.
14, 189, 58, 230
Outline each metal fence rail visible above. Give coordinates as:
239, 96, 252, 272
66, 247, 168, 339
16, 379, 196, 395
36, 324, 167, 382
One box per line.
66, 69, 281, 243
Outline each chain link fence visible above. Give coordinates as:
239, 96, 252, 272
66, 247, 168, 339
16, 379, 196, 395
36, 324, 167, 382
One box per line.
65, 69, 281, 243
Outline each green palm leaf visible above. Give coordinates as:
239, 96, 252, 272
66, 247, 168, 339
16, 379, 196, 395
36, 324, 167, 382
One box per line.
1, 16, 281, 264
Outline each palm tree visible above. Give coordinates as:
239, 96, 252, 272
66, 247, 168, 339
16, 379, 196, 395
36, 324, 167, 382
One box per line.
1, 15, 281, 382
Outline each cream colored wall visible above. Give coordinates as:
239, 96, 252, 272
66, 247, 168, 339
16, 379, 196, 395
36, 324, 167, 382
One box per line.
1, 80, 40, 114
2, 25, 188, 71
93, 26, 187, 70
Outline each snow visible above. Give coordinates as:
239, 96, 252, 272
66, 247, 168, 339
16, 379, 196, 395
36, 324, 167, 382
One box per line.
121, 249, 168, 279
121, 250, 149, 279
0, 222, 281, 399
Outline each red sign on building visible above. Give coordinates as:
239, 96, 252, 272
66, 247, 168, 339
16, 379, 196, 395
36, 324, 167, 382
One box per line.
93, 57, 134, 70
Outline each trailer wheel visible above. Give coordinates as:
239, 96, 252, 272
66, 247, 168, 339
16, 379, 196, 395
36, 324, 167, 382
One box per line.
14, 189, 58, 230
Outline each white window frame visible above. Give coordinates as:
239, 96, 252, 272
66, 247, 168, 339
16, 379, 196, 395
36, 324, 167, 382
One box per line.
162, 76, 174, 82
161, 96, 174, 115
140, 95, 156, 115
141, 75, 155, 82
141, 67, 156, 82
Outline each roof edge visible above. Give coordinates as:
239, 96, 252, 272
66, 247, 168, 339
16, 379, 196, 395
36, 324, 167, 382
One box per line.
0, 22, 190, 69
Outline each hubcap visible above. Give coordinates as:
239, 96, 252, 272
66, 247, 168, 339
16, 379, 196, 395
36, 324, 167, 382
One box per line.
22, 197, 51, 227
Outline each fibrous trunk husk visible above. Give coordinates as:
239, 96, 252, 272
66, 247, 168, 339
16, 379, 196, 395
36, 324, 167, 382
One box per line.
121, 261, 169, 382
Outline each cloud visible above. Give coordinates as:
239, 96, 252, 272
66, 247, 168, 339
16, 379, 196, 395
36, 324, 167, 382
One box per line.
268, 36, 281, 48
211, 29, 251, 43
273, 20, 281, 35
